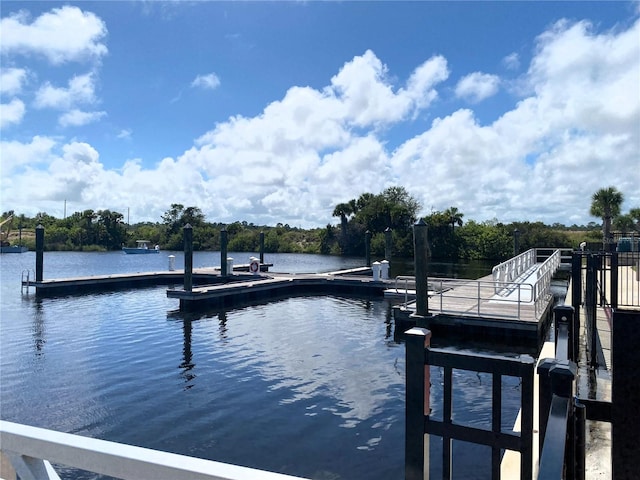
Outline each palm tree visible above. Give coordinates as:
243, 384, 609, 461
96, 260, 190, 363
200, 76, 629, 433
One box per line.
444, 207, 464, 233
590, 187, 624, 250
332, 202, 354, 249
629, 207, 640, 232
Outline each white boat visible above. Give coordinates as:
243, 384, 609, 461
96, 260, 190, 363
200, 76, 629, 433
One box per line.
122, 240, 160, 254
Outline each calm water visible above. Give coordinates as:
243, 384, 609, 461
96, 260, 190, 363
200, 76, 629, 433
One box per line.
1, 251, 520, 479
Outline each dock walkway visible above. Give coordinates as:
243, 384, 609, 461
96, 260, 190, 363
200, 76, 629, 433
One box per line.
392, 249, 562, 347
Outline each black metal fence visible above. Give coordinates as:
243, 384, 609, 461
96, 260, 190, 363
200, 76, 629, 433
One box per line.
405, 250, 639, 479
405, 327, 535, 480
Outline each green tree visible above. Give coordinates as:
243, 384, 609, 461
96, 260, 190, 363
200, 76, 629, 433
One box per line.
444, 206, 464, 232
332, 202, 355, 253
629, 208, 640, 232
590, 187, 624, 249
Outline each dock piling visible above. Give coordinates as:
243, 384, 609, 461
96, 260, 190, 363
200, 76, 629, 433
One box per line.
413, 220, 428, 317
365, 230, 371, 267
259, 231, 265, 264
384, 227, 392, 261
220, 226, 228, 277
35, 224, 44, 282
183, 224, 193, 292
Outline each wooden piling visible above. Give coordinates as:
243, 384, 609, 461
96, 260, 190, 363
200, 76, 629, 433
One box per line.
183, 224, 193, 292
259, 231, 265, 264
384, 227, 392, 261
220, 226, 228, 277
413, 220, 428, 317
365, 230, 371, 267
35, 224, 44, 282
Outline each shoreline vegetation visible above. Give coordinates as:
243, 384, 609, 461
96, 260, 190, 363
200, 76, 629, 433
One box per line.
2, 186, 637, 261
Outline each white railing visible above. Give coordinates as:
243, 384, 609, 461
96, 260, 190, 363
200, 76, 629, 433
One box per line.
0, 421, 307, 480
492, 249, 536, 285
395, 249, 563, 321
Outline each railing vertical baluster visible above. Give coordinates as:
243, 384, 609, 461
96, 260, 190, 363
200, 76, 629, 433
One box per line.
520, 357, 535, 480
574, 399, 586, 480
492, 372, 502, 480
443, 366, 453, 480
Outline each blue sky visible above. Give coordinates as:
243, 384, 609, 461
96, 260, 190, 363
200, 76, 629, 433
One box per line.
1, 1, 639, 227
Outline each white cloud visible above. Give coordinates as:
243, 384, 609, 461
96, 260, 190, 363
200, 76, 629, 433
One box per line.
0, 99, 26, 128
2, 17, 639, 226
117, 129, 132, 140
0, 6, 107, 64
329, 50, 449, 127
455, 72, 501, 103
34, 73, 97, 110
191, 73, 221, 90
502, 53, 520, 71
0, 135, 56, 174
0, 67, 28, 95
59, 109, 106, 127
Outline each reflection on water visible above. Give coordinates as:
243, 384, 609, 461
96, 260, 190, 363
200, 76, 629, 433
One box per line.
1, 251, 518, 479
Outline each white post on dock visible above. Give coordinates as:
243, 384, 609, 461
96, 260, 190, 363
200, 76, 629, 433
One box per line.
380, 260, 390, 280
227, 257, 234, 275
249, 257, 260, 276
372, 261, 381, 281
168, 255, 176, 271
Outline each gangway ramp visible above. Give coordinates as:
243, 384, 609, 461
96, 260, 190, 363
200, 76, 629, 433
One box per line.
392, 249, 563, 347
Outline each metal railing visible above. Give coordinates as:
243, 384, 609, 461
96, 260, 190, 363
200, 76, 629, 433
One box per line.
0, 420, 307, 480
492, 249, 536, 284
405, 328, 535, 480
395, 250, 561, 321
396, 275, 553, 321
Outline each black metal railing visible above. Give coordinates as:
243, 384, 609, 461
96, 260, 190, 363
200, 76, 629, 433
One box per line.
405, 327, 535, 480
537, 306, 585, 480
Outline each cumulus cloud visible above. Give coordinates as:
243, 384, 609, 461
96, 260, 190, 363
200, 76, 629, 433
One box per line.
0, 6, 107, 64
191, 73, 221, 90
59, 109, 106, 127
2, 18, 639, 226
0, 67, 28, 95
455, 72, 501, 103
0, 99, 26, 128
34, 73, 97, 110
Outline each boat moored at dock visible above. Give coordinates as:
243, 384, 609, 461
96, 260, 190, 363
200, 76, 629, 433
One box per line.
122, 240, 160, 254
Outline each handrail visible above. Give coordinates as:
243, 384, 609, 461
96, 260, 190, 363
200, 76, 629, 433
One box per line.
492, 249, 536, 284
396, 276, 551, 320
0, 420, 308, 480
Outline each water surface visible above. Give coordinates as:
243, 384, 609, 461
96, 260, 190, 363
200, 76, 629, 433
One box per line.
1, 251, 518, 479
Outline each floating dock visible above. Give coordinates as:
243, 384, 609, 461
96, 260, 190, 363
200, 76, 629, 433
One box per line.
166, 268, 390, 310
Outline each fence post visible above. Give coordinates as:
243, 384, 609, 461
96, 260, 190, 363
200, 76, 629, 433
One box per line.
405, 327, 431, 480
585, 254, 598, 368
571, 252, 582, 323
537, 358, 556, 455
574, 399, 586, 480
610, 252, 618, 309
553, 361, 577, 479
183, 224, 193, 292
554, 305, 575, 361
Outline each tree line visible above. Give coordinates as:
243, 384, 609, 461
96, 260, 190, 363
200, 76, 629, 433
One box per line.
2, 186, 637, 259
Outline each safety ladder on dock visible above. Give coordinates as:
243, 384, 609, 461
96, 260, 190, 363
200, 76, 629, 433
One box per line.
21, 269, 34, 293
